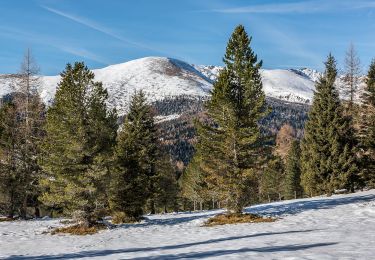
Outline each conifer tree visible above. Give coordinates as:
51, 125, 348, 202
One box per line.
193, 25, 269, 213
260, 156, 285, 202
0, 101, 23, 218
358, 59, 375, 187
154, 156, 179, 213
40, 62, 117, 226
180, 152, 208, 210
301, 54, 359, 196
109, 91, 158, 221
284, 140, 303, 199
0, 50, 45, 219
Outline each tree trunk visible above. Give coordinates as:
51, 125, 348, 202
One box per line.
148, 199, 156, 215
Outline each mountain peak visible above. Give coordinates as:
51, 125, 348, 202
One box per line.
1, 56, 320, 115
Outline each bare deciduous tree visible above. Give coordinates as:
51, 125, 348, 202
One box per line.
343, 43, 361, 108
0, 49, 45, 218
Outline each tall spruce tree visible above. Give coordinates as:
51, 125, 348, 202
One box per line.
40, 62, 117, 226
301, 54, 359, 196
284, 140, 303, 199
109, 91, 158, 221
193, 25, 269, 213
358, 59, 375, 187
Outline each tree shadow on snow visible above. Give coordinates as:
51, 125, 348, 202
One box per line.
128, 242, 337, 260
6, 229, 333, 259
245, 193, 375, 216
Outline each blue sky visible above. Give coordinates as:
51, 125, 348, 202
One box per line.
0, 0, 374, 75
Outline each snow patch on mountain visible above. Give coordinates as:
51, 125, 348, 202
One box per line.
194, 65, 316, 104
0, 57, 328, 115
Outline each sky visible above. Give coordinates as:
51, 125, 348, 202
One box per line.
0, 0, 374, 75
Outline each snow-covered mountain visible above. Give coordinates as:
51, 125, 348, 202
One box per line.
0, 56, 325, 115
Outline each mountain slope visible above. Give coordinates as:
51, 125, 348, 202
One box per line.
1, 57, 318, 115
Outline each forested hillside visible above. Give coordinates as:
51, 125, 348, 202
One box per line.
153, 96, 309, 165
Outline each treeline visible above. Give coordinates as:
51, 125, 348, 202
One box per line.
180, 25, 375, 214
0, 53, 179, 226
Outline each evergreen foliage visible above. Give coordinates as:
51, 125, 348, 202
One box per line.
109, 91, 158, 220
301, 54, 359, 196
191, 25, 269, 213
180, 151, 208, 210
260, 156, 285, 202
284, 140, 303, 199
39, 62, 117, 226
154, 155, 179, 213
0, 101, 24, 217
358, 59, 375, 187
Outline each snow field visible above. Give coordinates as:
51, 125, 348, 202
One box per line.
1, 190, 374, 259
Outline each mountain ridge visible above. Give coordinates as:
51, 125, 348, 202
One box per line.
0, 56, 349, 115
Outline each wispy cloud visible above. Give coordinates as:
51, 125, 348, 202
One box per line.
0, 26, 109, 65
57, 46, 110, 64
211, 0, 375, 14
40, 5, 167, 54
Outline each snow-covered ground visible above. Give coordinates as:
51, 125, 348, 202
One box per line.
1, 190, 374, 259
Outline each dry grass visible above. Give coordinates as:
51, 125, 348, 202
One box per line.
50, 223, 106, 235
204, 213, 276, 227
0, 217, 15, 222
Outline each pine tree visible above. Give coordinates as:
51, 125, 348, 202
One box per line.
260, 156, 285, 202
358, 59, 375, 187
0, 101, 23, 218
109, 91, 158, 221
180, 152, 208, 211
154, 155, 179, 213
40, 62, 117, 226
284, 140, 303, 199
193, 25, 269, 213
301, 54, 359, 196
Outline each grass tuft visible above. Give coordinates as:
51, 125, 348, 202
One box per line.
204, 213, 276, 227
50, 223, 106, 235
